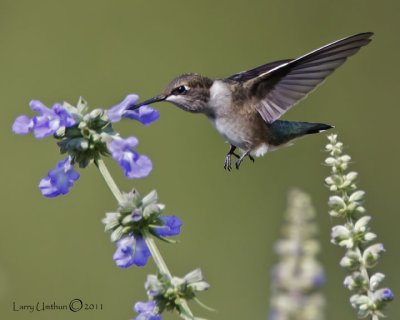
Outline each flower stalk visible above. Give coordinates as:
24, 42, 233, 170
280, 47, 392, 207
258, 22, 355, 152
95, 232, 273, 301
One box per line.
96, 154, 195, 320
269, 189, 325, 320
95, 158, 122, 203
324, 134, 393, 319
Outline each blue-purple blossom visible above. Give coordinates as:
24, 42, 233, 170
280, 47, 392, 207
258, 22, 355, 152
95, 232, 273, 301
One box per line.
134, 301, 161, 320
39, 157, 80, 197
107, 136, 152, 179
106, 94, 159, 125
12, 100, 76, 138
113, 235, 151, 268
124, 105, 160, 126
375, 288, 394, 302
154, 216, 183, 237
13, 96, 157, 197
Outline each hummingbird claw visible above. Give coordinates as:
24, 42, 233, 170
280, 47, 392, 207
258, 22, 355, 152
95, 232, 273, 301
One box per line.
224, 145, 239, 171
224, 154, 232, 171
235, 150, 250, 170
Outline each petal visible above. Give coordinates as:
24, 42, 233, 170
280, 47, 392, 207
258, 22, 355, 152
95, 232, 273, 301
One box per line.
39, 177, 61, 197
134, 301, 157, 313
106, 94, 139, 123
52, 103, 76, 127
29, 100, 51, 114
113, 235, 151, 268
124, 105, 160, 125
132, 236, 151, 266
127, 154, 152, 179
154, 215, 183, 237
12, 115, 33, 134
39, 158, 80, 198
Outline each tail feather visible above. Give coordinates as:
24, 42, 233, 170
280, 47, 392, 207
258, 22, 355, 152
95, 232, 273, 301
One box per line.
269, 120, 333, 145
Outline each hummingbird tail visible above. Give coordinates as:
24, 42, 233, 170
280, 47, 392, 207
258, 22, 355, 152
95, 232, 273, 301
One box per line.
269, 120, 334, 145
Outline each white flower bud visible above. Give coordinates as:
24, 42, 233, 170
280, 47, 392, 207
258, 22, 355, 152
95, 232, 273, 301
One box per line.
142, 190, 158, 207
340, 155, 351, 162
370, 273, 385, 291
89, 108, 103, 119
349, 190, 365, 202
356, 206, 366, 214
79, 140, 89, 150
363, 243, 385, 268
354, 216, 371, 232
327, 134, 338, 143
346, 171, 358, 182
350, 294, 372, 318
325, 157, 337, 165
184, 268, 203, 283
344, 272, 368, 290
332, 225, 350, 237
328, 196, 346, 208
329, 209, 340, 217
188, 281, 210, 292
325, 177, 334, 185
364, 232, 377, 242
56, 126, 66, 137
340, 250, 362, 269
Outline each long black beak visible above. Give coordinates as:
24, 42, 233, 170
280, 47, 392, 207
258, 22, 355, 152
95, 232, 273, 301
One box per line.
128, 95, 166, 111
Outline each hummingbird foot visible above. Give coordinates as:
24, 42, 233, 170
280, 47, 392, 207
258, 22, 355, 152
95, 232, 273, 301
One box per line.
235, 151, 251, 170
224, 145, 240, 171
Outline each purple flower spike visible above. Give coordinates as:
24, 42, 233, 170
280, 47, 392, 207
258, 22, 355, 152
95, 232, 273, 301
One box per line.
39, 157, 80, 197
154, 216, 183, 237
107, 136, 152, 179
113, 235, 151, 268
124, 105, 160, 126
134, 301, 161, 320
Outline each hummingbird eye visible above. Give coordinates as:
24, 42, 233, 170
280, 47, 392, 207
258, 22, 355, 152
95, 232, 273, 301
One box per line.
173, 85, 189, 95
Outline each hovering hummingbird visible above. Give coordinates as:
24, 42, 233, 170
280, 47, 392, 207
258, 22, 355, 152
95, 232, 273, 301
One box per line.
129, 32, 373, 170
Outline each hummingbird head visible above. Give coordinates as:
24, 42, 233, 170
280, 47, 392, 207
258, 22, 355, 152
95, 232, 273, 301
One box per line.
131, 73, 213, 114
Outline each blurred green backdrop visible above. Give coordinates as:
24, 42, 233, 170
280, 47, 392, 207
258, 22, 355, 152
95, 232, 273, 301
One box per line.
1, 0, 399, 319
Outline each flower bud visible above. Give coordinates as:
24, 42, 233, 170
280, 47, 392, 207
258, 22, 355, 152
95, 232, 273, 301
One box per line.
363, 244, 385, 268
370, 273, 385, 291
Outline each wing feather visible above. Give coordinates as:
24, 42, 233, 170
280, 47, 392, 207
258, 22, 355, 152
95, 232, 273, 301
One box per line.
245, 32, 373, 123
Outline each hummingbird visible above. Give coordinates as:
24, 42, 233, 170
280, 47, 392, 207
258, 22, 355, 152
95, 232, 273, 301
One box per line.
129, 32, 373, 170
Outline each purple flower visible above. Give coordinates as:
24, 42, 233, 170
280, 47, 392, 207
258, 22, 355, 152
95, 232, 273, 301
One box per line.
106, 94, 159, 125
107, 136, 152, 179
113, 235, 151, 268
12, 100, 76, 138
154, 216, 183, 237
375, 288, 394, 302
39, 157, 80, 197
124, 105, 160, 126
134, 301, 161, 320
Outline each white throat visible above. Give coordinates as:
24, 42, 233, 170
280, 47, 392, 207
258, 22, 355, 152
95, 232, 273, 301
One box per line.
208, 80, 232, 115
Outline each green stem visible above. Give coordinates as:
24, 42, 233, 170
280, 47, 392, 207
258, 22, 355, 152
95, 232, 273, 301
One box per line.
95, 158, 123, 203
95, 158, 194, 319
143, 229, 172, 277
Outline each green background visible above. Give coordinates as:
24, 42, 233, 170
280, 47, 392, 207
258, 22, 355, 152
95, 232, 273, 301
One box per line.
1, 1, 398, 319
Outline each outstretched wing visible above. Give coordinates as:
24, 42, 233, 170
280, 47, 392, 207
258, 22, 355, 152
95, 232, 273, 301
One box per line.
243, 32, 373, 123
227, 59, 292, 82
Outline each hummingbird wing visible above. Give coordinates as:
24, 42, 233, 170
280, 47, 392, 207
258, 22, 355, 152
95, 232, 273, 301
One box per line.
242, 32, 373, 123
227, 59, 292, 82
